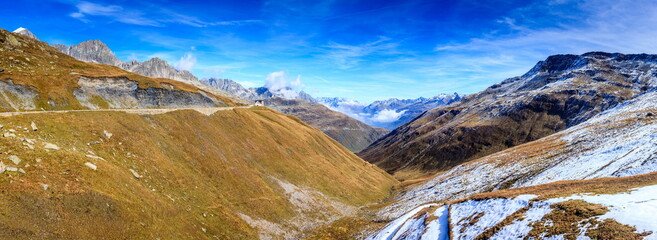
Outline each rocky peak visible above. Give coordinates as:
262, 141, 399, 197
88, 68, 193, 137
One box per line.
57, 40, 122, 66
12, 27, 38, 40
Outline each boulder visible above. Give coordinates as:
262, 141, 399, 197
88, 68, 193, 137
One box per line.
43, 142, 60, 150
8, 155, 21, 165
84, 162, 97, 170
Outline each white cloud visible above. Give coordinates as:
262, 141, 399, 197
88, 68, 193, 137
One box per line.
264, 71, 305, 99
173, 53, 197, 71
369, 109, 406, 123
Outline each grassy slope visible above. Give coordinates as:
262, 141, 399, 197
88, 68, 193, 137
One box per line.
0, 107, 396, 239
0, 28, 238, 110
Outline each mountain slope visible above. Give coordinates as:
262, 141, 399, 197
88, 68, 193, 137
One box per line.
374, 88, 657, 222
0, 28, 237, 110
0, 107, 397, 239
360, 52, 657, 178
323, 82, 657, 240
266, 97, 390, 152
367, 172, 657, 240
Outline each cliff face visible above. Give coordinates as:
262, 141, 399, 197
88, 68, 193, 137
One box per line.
360, 52, 657, 178
0, 29, 237, 111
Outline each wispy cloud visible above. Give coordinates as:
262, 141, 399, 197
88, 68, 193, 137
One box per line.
173, 53, 197, 71
422, 0, 657, 94
69, 1, 262, 27
323, 36, 399, 69
70, 1, 160, 26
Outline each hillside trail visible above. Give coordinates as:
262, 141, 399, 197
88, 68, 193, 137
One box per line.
0, 106, 253, 117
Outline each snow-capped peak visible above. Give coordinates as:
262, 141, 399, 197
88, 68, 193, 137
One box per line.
12, 27, 38, 40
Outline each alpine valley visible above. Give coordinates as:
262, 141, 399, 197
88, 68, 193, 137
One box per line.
3, 2, 657, 238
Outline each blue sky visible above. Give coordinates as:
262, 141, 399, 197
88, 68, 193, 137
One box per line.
3, 0, 657, 103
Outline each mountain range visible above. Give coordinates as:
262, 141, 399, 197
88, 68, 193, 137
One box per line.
318, 93, 461, 130
5, 26, 657, 239
359, 52, 655, 179
43, 32, 383, 152
308, 52, 657, 239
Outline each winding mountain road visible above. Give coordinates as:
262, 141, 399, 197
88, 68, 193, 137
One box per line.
0, 106, 254, 117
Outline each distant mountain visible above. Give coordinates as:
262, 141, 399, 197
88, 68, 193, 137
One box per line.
52, 39, 236, 100
265, 97, 390, 152
317, 94, 461, 130
12, 27, 37, 40
202, 78, 315, 102
360, 52, 657, 179
364, 79, 657, 240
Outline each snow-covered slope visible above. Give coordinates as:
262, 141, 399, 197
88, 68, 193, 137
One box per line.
377, 89, 657, 220
360, 52, 657, 177
370, 184, 656, 240
12, 27, 37, 40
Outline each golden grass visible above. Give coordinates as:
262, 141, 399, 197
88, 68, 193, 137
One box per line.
0, 108, 397, 239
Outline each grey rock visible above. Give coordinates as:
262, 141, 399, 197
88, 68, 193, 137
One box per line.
12, 27, 38, 40
8, 155, 21, 165
55, 40, 122, 66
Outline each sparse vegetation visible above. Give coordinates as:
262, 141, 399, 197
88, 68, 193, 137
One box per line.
0, 108, 397, 239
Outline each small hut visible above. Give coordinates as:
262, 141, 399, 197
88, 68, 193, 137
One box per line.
254, 100, 265, 107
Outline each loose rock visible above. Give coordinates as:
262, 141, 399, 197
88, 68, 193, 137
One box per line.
43, 142, 60, 150
103, 130, 113, 140
30, 122, 37, 131
0, 161, 5, 173
84, 162, 97, 170
8, 155, 21, 165
86, 155, 105, 161
41, 184, 48, 190
129, 169, 142, 179
3, 132, 16, 138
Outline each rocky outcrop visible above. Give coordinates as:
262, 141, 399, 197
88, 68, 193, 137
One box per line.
53, 40, 122, 66
360, 52, 657, 178
74, 76, 223, 109
51, 40, 239, 101
0, 80, 39, 111
0, 28, 236, 110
